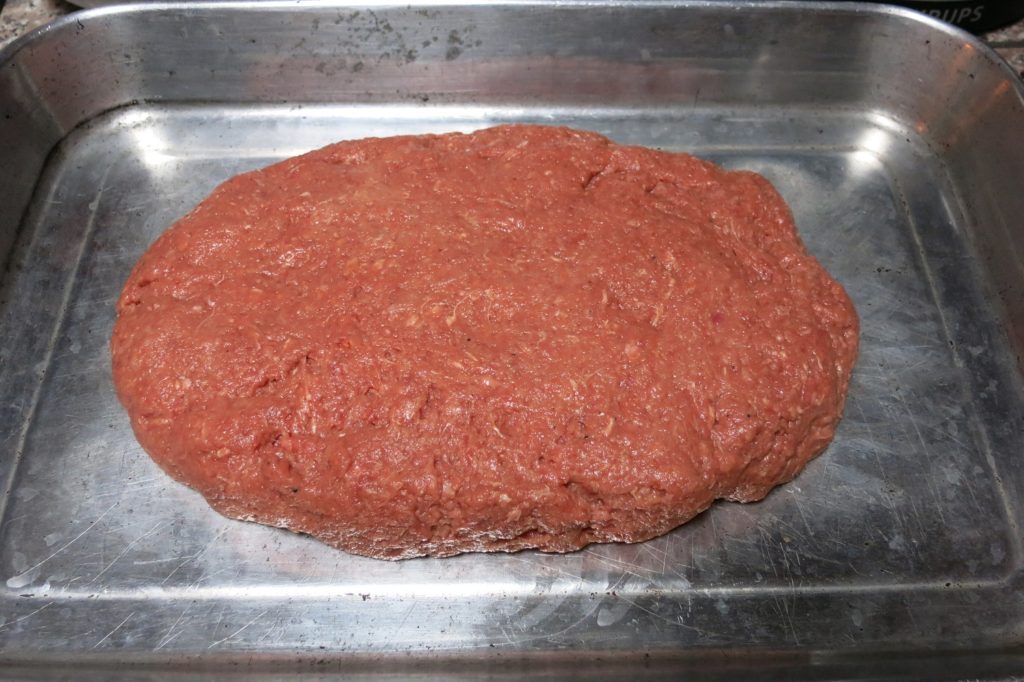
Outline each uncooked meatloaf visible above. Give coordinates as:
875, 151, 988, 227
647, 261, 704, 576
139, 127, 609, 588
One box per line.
112, 124, 858, 560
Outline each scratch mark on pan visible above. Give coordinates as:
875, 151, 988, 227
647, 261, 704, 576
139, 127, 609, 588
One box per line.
93, 611, 134, 649
379, 602, 417, 650
497, 622, 515, 646
161, 528, 228, 585
155, 630, 183, 651
924, 476, 947, 526
757, 527, 779, 579
895, 389, 937, 480
0, 601, 54, 633
155, 603, 193, 651
792, 498, 815, 543
905, 495, 928, 554
8, 502, 118, 584
93, 483, 167, 500
961, 470, 984, 514
639, 542, 669, 576
905, 597, 922, 635
256, 620, 282, 644
208, 609, 268, 649
868, 440, 906, 530
505, 554, 581, 581
190, 566, 233, 589
132, 556, 194, 566
616, 593, 724, 639
781, 580, 801, 645
502, 603, 597, 646
585, 552, 646, 578
89, 521, 169, 584
1, 514, 29, 531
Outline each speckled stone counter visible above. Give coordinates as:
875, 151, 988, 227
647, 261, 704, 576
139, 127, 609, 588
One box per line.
2, 0, 1023, 74
987, 16, 1024, 74
1, 0, 75, 47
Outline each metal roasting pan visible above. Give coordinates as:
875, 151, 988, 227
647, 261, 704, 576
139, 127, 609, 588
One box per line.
1, 1, 1023, 679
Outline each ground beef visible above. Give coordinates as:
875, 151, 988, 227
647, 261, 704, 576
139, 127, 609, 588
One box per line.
111, 125, 859, 560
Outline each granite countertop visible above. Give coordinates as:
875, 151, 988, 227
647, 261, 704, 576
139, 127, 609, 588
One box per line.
2, 0, 1023, 74
1, 0, 74, 46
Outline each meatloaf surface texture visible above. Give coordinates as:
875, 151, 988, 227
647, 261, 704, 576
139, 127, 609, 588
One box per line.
112, 125, 859, 559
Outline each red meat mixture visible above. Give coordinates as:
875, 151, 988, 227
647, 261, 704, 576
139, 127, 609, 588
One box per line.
111, 125, 859, 559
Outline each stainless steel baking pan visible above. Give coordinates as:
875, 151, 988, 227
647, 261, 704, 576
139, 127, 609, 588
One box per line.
1, 2, 1022, 678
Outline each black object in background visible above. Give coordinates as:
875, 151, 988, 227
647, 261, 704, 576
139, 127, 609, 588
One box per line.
883, 1, 1024, 33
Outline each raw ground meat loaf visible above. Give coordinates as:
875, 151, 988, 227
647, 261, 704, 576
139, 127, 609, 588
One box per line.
111, 124, 859, 560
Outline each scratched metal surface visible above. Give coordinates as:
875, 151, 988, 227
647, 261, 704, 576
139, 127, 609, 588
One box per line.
0, 2, 1023, 679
